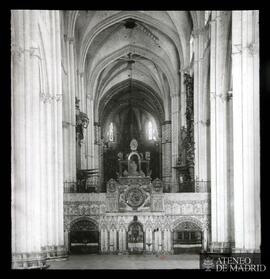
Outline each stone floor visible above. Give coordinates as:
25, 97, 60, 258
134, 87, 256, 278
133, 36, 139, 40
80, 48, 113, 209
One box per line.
48, 254, 200, 269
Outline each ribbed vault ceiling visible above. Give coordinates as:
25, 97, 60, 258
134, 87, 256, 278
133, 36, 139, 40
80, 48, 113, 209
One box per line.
64, 11, 196, 122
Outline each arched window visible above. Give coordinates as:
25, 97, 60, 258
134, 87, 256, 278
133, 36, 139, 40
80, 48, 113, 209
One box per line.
108, 122, 114, 142
190, 33, 194, 62
147, 121, 156, 141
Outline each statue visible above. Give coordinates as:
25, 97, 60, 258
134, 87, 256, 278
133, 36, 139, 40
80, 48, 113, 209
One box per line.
145, 151, 150, 160
152, 178, 163, 192
130, 138, 138, 151
117, 152, 123, 160
128, 160, 145, 176
106, 178, 117, 192
123, 169, 129, 177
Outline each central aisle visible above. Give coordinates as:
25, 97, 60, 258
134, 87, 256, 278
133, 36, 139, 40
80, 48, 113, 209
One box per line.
48, 254, 200, 269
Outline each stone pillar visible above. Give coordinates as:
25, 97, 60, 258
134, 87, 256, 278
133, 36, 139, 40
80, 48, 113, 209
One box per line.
86, 98, 95, 169
123, 229, 127, 252
64, 36, 77, 185
54, 11, 66, 259
161, 121, 172, 192
105, 228, 109, 252
202, 229, 208, 251
179, 70, 187, 128
153, 230, 161, 252
118, 228, 126, 253
11, 10, 66, 269
145, 228, 153, 253
100, 227, 108, 253
231, 10, 260, 252
11, 10, 46, 269
78, 72, 87, 170
64, 229, 69, 254
100, 229, 104, 252
109, 228, 117, 252
171, 95, 180, 191
164, 229, 171, 252
152, 230, 155, 252
209, 11, 232, 252
62, 33, 77, 192
193, 24, 211, 191
94, 122, 102, 191
168, 229, 172, 252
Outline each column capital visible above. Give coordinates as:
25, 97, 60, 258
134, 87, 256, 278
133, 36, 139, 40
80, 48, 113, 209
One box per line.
210, 91, 232, 102
40, 93, 63, 103
11, 44, 42, 61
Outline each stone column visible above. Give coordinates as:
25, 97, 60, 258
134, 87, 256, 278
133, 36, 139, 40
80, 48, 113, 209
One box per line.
168, 229, 172, 252
202, 229, 208, 251
152, 230, 155, 252
100, 227, 108, 253
86, 98, 95, 169
118, 230, 122, 252
164, 229, 171, 252
231, 10, 260, 252
100, 229, 104, 252
179, 70, 187, 128
62, 34, 76, 192
54, 11, 66, 258
11, 10, 66, 269
118, 228, 126, 253
11, 10, 46, 269
161, 121, 172, 192
94, 122, 102, 192
146, 228, 153, 252
65, 36, 77, 185
109, 229, 117, 252
123, 229, 127, 252
209, 11, 232, 252
78, 72, 87, 170
193, 24, 211, 191
171, 95, 180, 191
105, 228, 109, 252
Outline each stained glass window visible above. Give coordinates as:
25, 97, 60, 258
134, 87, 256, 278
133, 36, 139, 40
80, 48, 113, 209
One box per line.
108, 122, 114, 142
147, 121, 156, 141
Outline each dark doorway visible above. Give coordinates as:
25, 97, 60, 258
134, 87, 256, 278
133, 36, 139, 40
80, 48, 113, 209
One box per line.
69, 219, 99, 254
127, 221, 144, 254
172, 222, 202, 254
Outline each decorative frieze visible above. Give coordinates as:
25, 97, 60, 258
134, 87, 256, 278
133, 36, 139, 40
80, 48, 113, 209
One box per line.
164, 193, 210, 216
11, 45, 42, 61
40, 93, 63, 103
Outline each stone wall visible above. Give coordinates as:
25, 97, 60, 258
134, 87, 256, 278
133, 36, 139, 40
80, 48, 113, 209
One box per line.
64, 193, 210, 253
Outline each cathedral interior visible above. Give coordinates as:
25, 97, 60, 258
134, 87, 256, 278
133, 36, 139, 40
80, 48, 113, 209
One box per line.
11, 10, 261, 269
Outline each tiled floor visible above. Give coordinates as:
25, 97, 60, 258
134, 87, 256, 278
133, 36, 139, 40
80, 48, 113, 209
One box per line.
48, 254, 200, 269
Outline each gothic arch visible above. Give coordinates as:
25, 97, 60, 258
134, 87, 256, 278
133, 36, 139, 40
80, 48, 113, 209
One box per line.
88, 45, 177, 102
69, 216, 99, 232
172, 216, 205, 231
128, 219, 145, 232
98, 79, 165, 125
78, 11, 185, 72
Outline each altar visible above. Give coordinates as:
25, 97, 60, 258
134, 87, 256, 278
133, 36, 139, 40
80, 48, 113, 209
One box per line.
105, 139, 163, 212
